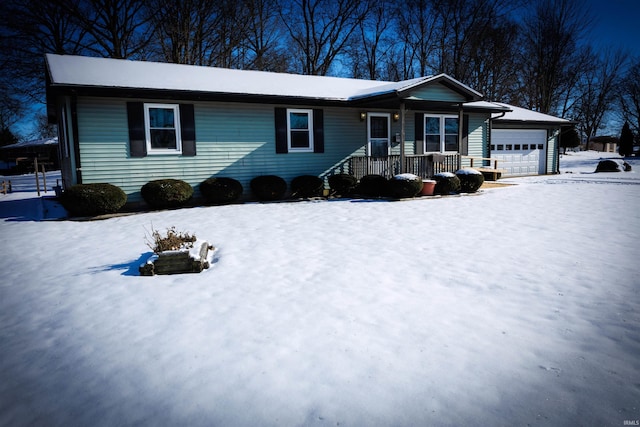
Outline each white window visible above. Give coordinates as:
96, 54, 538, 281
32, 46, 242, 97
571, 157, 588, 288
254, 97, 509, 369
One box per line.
424, 114, 459, 153
287, 109, 314, 152
144, 103, 182, 154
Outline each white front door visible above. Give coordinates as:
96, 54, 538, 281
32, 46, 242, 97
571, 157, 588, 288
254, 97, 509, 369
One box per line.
368, 113, 390, 157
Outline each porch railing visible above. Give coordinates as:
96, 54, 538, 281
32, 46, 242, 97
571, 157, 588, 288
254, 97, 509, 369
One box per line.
349, 154, 461, 179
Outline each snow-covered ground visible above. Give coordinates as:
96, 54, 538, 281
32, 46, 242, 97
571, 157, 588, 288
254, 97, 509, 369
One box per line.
1, 151, 639, 426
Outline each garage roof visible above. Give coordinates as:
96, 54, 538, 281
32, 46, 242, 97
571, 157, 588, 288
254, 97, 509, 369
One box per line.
492, 103, 573, 124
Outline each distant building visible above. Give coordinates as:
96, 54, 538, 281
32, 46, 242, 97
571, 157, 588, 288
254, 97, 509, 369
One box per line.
584, 136, 618, 153
0, 137, 59, 174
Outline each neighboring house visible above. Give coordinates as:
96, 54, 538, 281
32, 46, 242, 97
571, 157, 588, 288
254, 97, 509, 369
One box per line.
586, 136, 618, 153
1, 137, 59, 174
46, 54, 515, 202
490, 103, 572, 177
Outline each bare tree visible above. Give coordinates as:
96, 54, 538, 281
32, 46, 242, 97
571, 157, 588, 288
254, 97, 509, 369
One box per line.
519, 0, 592, 114
465, 16, 521, 101
621, 58, 640, 139
147, 0, 219, 65
0, 0, 88, 102
66, 0, 154, 59
576, 49, 627, 150
242, 0, 290, 71
392, 0, 438, 79
278, 0, 370, 76
345, 0, 393, 80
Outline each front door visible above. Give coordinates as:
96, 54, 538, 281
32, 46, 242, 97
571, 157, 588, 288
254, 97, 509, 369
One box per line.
368, 113, 390, 157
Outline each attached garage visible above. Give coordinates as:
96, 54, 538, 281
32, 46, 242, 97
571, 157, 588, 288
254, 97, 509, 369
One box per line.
491, 103, 573, 177
491, 129, 547, 176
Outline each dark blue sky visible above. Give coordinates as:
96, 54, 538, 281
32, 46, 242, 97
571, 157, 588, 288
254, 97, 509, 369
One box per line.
585, 0, 640, 57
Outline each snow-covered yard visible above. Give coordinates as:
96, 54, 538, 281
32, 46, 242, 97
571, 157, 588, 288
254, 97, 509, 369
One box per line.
1, 151, 639, 426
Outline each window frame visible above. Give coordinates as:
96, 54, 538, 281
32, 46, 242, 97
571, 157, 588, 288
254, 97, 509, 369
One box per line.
144, 103, 182, 155
423, 114, 459, 153
286, 108, 314, 153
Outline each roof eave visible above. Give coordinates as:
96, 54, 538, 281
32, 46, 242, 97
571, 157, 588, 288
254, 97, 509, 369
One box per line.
45, 83, 355, 107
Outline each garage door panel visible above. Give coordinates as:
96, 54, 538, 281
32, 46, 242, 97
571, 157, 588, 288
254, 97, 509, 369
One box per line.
492, 129, 546, 176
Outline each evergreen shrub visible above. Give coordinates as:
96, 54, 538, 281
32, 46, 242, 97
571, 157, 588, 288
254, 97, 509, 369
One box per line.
387, 174, 424, 198
60, 183, 127, 216
250, 175, 287, 201
200, 177, 243, 205
595, 159, 631, 172
456, 168, 484, 193
290, 175, 324, 198
433, 172, 461, 195
141, 179, 193, 209
328, 173, 358, 197
356, 174, 389, 197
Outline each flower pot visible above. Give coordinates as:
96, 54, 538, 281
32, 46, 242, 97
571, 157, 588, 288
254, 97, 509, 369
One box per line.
421, 180, 436, 196
139, 240, 213, 276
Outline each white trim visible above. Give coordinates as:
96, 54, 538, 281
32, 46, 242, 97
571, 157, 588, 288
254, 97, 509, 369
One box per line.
144, 103, 182, 154
367, 112, 391, 157
286, 108, 314, 152
424, 114, 459, 153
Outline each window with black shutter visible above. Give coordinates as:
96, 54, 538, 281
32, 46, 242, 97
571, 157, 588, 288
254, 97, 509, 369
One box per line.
275, 108, 324, 154
127, 102, 196, 157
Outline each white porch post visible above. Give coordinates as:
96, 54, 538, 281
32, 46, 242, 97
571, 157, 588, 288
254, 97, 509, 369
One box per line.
400, 102, 406, 173
458, 103, 464, 169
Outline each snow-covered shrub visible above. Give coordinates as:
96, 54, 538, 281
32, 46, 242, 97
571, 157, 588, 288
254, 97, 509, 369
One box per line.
60, 183, 127, 217
328, 173, 357, 197
456, 168, 484, 193
387, 173, 424, 198
433, 172, 461, 195
250, 175, 287, 201
290, 175, 324, 198
357, 174, 389, 197
141, 179, 193, 209
200, 177, 243, 205
595, 159, 631, 172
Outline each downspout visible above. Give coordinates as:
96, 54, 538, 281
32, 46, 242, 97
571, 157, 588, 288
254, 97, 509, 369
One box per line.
70, 95, 82, 184
488, 111, 507, 159
556, 127, 561, 174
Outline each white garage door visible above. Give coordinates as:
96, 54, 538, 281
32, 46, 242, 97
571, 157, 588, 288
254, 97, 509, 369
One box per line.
491, 129, 547, 176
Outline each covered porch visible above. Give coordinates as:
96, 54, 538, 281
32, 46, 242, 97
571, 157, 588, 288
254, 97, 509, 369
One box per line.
348, 153, 461, 179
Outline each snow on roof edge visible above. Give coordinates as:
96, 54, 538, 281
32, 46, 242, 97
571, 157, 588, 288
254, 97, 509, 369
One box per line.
492, 102, 572, 124
1, 137, 58, 149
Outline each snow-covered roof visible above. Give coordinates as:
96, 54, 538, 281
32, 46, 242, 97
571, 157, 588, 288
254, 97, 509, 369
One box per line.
492, 103, 572, 124
1, 137, 58, 149
462, 100, 511, 112
45, 54, 481, 102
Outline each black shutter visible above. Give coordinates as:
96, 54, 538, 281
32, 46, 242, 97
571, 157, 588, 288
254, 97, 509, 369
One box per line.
313, 109, 324, 153
460, 114, 469, 156
415, 113, 424, 154
180, 104, 196, 156
127, 102, 146, 157
275, 107, 288, 153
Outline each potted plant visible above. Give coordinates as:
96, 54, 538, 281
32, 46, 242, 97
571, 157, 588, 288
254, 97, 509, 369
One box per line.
139, 226, 215, 276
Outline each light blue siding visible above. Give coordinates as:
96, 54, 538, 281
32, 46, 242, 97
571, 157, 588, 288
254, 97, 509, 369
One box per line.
404, 83, 467, 103
462, 114, 488, 168
75, 97, 492, 202
547, 129, 559, 173
76, 98, 371, 201
402, 111, 489, 160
